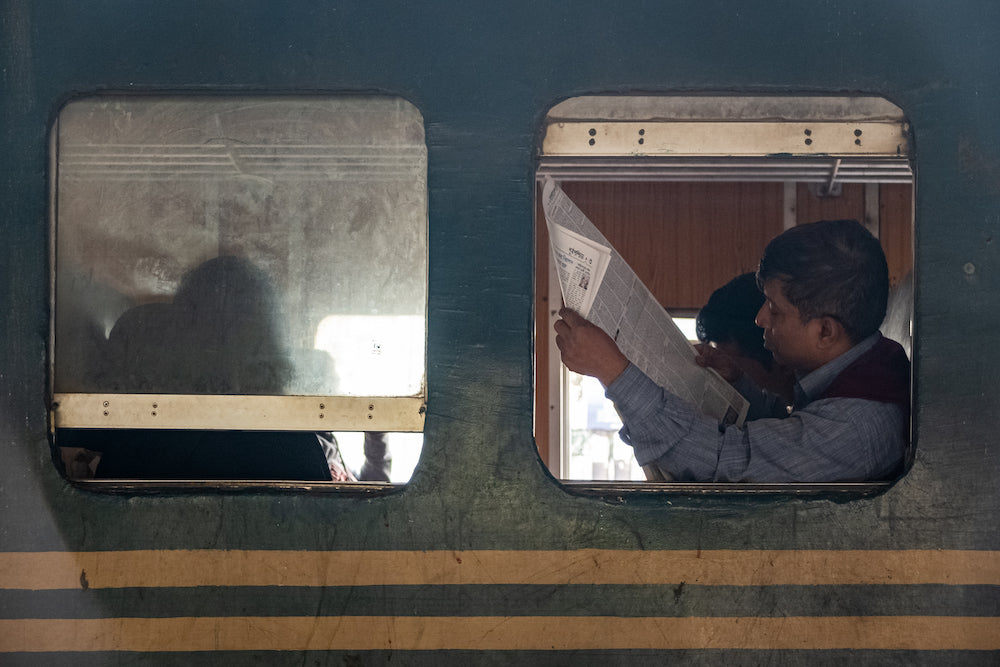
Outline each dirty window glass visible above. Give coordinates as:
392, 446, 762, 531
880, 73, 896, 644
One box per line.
54, 96, 427, 399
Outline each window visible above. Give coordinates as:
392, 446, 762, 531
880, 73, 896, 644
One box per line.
52, 95, 427, 484
535, 96, 913, 491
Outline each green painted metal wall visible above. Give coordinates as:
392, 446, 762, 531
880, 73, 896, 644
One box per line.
1, 0, 998, 662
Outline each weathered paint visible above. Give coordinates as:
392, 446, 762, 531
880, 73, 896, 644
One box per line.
3, 549, 1000, 588
1, 0, 999, 662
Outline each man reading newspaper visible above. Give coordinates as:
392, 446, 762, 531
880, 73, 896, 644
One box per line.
554, 219, 910, 483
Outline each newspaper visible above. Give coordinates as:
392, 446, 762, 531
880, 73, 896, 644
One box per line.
542, 178, 749, 427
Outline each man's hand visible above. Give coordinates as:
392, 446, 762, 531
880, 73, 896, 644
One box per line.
693, 343, 743, 383
553, 308, 629, 387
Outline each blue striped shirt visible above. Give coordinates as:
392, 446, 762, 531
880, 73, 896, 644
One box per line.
605, 334, 907, 482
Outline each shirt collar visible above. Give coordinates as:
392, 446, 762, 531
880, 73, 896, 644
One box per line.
794, 332, 882, 406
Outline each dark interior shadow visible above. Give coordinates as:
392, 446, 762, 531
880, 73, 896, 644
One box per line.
59, 256, 334, 481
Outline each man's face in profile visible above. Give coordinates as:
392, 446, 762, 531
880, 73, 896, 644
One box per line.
756, 279, 823, 373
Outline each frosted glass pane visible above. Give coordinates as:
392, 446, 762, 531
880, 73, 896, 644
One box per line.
54, 96, 427, 397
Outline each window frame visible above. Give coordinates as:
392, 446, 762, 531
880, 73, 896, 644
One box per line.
49, 93, 429, 485
535, 95, 914, 493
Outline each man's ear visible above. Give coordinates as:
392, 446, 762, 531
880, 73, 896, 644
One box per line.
815, 316, 847, 350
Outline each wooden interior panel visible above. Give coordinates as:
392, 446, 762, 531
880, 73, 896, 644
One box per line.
795, 182, 913, 287
880, 183, 914, 286
554, 182, 785, 310
796, 182, 866, 223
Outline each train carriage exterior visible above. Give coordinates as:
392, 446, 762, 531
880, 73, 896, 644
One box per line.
1, 0, 999, 664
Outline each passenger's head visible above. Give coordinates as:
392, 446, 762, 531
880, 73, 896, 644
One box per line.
174, 256, 283, 332
696, 273, 772, 369
173, 256, 293, 394
103, 256, 294, 395
757, 219, 888, 344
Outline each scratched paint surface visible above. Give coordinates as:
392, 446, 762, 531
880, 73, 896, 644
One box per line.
1, 0, 999, 661
1, 0, 997, 549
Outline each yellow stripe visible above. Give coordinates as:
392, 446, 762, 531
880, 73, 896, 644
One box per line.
1, 549, 998, 589
1, 616, 999, 652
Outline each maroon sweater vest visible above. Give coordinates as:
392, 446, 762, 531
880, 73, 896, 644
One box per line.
819, 335, 911, 414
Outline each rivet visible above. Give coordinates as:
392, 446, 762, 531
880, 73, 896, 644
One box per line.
964, 262, 976, 275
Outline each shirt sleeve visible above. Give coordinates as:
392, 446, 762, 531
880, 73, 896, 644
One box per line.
605, 363, 726, 480
606, 363, 906, 482
732, 374, 790, 420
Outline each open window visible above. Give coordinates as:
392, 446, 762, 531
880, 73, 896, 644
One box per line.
534, 95, 913, 492
51, 95, 427, 486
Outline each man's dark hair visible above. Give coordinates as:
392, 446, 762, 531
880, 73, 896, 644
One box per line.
757, 219, 888, 343
696, 272, 773, 369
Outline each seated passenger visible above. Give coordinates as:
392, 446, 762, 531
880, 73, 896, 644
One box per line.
554, 219, 910, 483
65, 256, 336, 481
693, 272, 795, 411
170, 255, 295, 395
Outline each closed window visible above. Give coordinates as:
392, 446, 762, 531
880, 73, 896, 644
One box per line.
52, 95, 427, 484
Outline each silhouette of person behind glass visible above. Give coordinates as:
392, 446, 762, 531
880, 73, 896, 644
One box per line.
81, 256, 334, 480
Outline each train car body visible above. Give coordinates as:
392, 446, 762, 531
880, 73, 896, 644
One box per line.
1, 0, 999, 663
